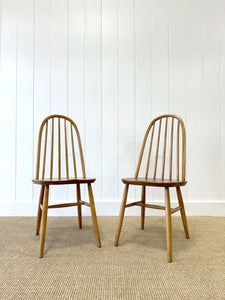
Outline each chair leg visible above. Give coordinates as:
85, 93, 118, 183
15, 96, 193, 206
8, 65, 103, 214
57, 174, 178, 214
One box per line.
141, 186, 146, 230
76, 184, 82, 229
114, 184, 129, 247
176, 187, 189, 239
36, 185, 45, 236
39, 185, 49, 258
165, 187, 172, 263
87, 183, 101, 247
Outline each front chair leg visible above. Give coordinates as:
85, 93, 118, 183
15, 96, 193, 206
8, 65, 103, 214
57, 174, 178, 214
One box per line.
76, 184, 82, 229
36, 185, 45, 235
176, 187, 189, 239
114, 184, 129, 247
165, 187, 172, 263
141, 186, 146, 230
39, 185, 49, 258
87, 183, 101, 247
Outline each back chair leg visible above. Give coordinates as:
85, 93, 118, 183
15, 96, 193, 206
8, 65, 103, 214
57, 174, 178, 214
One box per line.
114, 184, 129, 247
165, 187, 172, 263
40, 185, 49, 258
87, 183, 101, 248
36, 185, 45, 236
76, 184, 82, 229
141, 186, 146, 230
176, 187, 189, 239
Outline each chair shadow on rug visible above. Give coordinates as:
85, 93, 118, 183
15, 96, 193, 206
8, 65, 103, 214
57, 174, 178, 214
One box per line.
114, 114, 190, 262
32, 115, 101, 258
118, 217, 191, 258
40, 221, 101, 254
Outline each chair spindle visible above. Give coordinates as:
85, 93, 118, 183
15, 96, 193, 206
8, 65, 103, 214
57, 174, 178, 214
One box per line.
71, 123, 77, 178
145, 123, 155, 179
33, 114, 101, 258
169, 118, 174, 180
64, 120, 69, 179
58, 118, 61, 179
162, 117, 168, 180
50, 118, 54, 180
154, 119, 162, 179
42, 122, 48, 180
177, 122, 180, 180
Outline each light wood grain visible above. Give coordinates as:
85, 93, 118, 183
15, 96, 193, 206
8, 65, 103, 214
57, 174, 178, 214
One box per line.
114, 184, 129, 247
58, 118, 61, 179
64, 119, 69, 179
76, 184, 82, 229
154, 118, 162, 179
50, 118, 54, 180
33, 114, 101, 257
169, 118, 174, 180
165, 187, 172, 263
36, 185, 45, 236
141, 186, 146, 230
115, 114, 189, 262
177, 121, 180, 180
162, 117, 168, 180
41, 123, 48, 180
88, 183, 101, 247
71, 123, 77, 178
39, 185, 49, 258
145, 123, 155, 179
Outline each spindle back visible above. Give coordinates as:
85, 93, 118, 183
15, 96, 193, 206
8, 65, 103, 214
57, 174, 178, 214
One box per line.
35, 115, 86, 180
135, 114, 186, 181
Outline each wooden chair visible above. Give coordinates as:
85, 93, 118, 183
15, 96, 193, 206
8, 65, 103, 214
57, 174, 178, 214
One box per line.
32, 114, 101, 257
114, 114, 189, 262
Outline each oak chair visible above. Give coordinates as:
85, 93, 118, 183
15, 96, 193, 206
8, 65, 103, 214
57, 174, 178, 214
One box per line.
114, 114, 189, 262
32, 114, 101, 257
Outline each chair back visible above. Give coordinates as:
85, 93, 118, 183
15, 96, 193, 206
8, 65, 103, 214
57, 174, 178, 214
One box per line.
135, 114, 186, 181
35, 115, 86, 180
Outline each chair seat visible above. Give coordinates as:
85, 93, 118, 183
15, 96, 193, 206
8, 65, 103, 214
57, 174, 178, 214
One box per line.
122, 177, 187, 187
32, 177, 96, 185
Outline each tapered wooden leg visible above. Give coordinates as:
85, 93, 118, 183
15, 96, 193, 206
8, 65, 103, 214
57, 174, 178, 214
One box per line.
165, 187, 172, 263
76, 184, 82, 229
114, 184, 129, 247
36, 185, 45, 235
87, 183, 101, 247
176, 187, 189, 239
141, 186, 146, 230
39, 185, 49, 258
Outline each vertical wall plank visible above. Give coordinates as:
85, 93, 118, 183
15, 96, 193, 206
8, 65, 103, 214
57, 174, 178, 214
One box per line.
168, 0, 186, 118
16, 0, 34, 202
220, 0, 225, 202
33, 0, 51, 203
68, 0, 85, 147
33, 0, 51, 130
186, 0, 204, 201
168, 0, 187, 201
102, 0, 118, 202
118, 0, 135, 199
50, 0, 68, 205
51, 0, 68, 115
135, 0, 152, 201
151, 0, 169, 117
0, 0, 17, 203
67, 0, 85, 203
0, 0, 224, 215
85, 0, 102, 202
151, 0, 169, 201
0, 0, 2, 73
135, 0, 152, 159
202, 0, 222, 201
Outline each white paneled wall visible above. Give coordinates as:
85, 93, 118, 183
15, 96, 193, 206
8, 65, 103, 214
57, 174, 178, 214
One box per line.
0, 0, 225, 216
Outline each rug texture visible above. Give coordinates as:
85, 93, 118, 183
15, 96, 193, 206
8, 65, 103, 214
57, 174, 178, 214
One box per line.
0, 216, 224, 299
